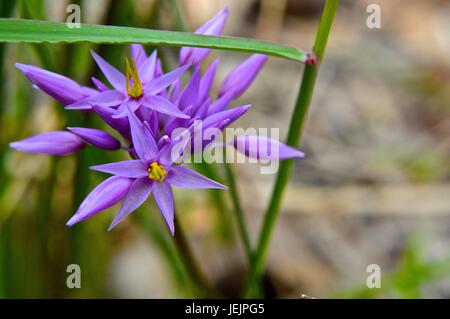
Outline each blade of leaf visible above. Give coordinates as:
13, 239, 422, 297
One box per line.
0, 19, 308, 63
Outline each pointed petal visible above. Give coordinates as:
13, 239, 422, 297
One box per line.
127, 104, 158, 162
90, 160, 147, 177
153, 182, 175, 235
138, 50, 157, 84
179, 8, 229, 65
91, 105, 130, 136
91, 77, 109, 91
67, 176, 132, 226
65, 90, 125, 110
112, 100, 140, 119
155, 58, 164, 77
157, 135, 170, 149
91, 50, 125, 91
158, 125, 194, 166
141, 94, 190, 119
179, 67, 200, 110
130, 44, 147, 67
199, 59, 218, 103
196, 8, 229, 34
194, 97, 211, 119
109, 178, 153, 230
202, 105, 251, 129
16, 63, 87, 105
207, 89, 235, 115
167, 165, 227, 189
219, 54, 267, 99
146, 63, 190, 94
164, 105, 195, 135
67, 127, 121, 150
10, 131, 85, 155
233, 135, 305, 160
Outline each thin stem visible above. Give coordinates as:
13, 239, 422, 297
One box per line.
173, 216, 217, 296
245, 0, 339, 296
224, 162, 252, 261
169, 0, 188, 32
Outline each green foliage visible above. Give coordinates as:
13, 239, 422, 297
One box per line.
0, 18, 308, 63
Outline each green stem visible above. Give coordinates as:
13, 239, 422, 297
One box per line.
224, 163, 252, 261
169, 0, 188, 32
245, 0, 339, 296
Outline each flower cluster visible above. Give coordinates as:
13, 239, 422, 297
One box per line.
10, 9, 304, 234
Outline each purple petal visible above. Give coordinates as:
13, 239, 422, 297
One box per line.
91, 77, 109, 91
138, 50, 157, 84
67, 127, 121, 150
170, 80, 181, 102
112, 100, 140, 119
179, 67, 200, 110
141, 94, 190, 119
167, 165, 227, 189
158, 125, 194, 166
127, 104, 158, 162
155, 58, 164, 78
233, 136, 305, 160
219, 54, 268, 99
194, 97, 211, 119
164, 105, 195, 136
199, 59, 218, 103
16, 63, 88, 105
91, 105, 130, 136
146, 63, 190, 94
10, 131, 85, 155
207, 89, 235, 115
109, 178, 153, 230
179, 8, 229, 65
130, 44, 147, 68
65, 90, 124, 110
202, 105, 251, 129
90, 160, 148, 178
148, 110, 159, 135
158, 135, 170, 148
66, 176, 133, 226
91, 50, 125, 91
153, 182, 175, 235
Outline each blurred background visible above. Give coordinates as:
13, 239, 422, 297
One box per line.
0, 0, 449, 298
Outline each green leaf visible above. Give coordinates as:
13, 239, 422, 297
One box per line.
0, 18, 308, 63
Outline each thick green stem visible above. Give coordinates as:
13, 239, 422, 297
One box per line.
245, 0, 339, 296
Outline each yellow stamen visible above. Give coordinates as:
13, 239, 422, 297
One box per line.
148, 162, 167, 183
125, 57, 143, 98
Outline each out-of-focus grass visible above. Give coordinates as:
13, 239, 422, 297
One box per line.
334, 238, 450, 299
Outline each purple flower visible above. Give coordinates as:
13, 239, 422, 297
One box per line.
232, 135, 305, 160
66, 50, 191, 121
179, 8, 229, 66
67, 106, 226, 234
11, 8, 305, 236
219, 54, 268, 99
9, 131, 86, 155
15, 63, 93, 105
67, 127, 122, 151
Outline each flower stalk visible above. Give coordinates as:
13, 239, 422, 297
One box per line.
245, 0, 340, 296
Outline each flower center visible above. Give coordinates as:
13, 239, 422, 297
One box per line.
148, 162, 167, 183
125, 57, 143, 98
